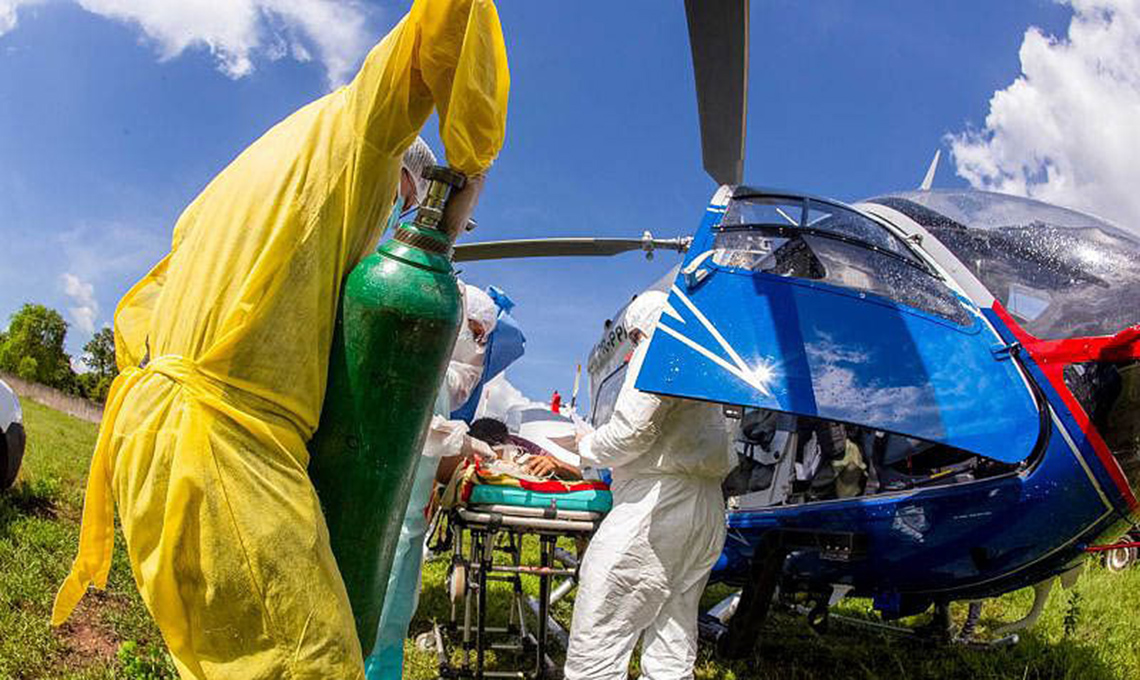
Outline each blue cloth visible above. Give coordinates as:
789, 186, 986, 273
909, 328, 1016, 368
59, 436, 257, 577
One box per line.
450, 307, 525, 423
365, 391, 448, 680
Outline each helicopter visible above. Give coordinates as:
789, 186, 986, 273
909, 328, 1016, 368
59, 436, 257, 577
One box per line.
451, 0, 1140, 654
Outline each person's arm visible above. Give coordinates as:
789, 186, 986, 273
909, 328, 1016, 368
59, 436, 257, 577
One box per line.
524, 455, 582, 480
346, 0, 510, 176
578, 344, 674, 470
435, 435, 493, 484
423, 415, 472, 458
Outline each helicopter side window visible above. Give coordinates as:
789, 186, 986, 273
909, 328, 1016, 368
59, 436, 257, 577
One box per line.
712, 197, 971, 325
1063, 360, 1140, 494
590, 362, 628, 428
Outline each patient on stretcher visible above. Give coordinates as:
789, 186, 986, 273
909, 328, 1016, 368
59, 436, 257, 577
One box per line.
468, 417, 582, 480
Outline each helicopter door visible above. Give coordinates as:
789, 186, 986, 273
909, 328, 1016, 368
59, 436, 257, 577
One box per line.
635, 195, 1041, 464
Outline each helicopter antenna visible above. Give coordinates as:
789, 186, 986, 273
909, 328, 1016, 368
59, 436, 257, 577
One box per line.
570, 363, 581, 409
919, 149, 941, 191
685, 0, 749, 186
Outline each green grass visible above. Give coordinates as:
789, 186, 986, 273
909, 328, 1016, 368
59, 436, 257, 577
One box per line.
397, 539, 1140, 680
3, 399, 1138, 679
0, 399, 174, 679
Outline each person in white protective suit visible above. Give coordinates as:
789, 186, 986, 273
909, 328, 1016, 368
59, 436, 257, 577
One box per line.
365, 283, 499, 680
564, 290, 735, 680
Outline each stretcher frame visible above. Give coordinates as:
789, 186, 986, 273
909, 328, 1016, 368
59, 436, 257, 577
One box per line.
435, 501, 603, 680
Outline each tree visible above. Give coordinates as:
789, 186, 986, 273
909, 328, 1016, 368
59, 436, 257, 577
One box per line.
79, 327, 118, 402
0, 304, 74, 388
17, 356, 38, 381
84, 327, 117, 380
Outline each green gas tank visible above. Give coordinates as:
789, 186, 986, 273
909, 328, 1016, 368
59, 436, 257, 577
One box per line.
308, 166, 467, 655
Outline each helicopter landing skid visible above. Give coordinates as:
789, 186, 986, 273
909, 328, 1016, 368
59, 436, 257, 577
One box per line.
700, 592, 1020, 654
811, 607, 1021, 650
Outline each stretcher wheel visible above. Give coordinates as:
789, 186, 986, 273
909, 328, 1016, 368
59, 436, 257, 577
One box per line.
807, 601, 829, 633
414, 631, 436, 652
449, 563, 467, 603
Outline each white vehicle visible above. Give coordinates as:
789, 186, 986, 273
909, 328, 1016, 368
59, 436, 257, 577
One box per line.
0, 379, 25, 489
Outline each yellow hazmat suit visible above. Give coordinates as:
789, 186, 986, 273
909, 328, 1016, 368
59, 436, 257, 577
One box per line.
51, 1, 509, 678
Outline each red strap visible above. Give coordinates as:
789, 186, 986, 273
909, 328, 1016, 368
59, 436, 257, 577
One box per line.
515, 478, 609, 493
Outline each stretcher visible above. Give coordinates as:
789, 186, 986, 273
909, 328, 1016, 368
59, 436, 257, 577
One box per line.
434, 486, 611, 680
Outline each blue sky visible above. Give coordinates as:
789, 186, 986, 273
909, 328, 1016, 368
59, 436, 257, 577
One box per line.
0, 1, 1082, 402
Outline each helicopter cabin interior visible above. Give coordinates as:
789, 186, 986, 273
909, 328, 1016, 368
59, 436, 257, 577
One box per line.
721, 409, 1020, 511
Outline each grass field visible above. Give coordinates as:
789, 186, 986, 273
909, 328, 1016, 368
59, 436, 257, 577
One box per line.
3, 400, 1137, 679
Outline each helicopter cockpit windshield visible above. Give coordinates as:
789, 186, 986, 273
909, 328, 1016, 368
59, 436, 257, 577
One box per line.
867, 190, 1140, 340
714, 196, 969, 325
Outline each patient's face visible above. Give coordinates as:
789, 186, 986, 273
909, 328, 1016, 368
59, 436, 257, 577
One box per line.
468, 319, 489, 347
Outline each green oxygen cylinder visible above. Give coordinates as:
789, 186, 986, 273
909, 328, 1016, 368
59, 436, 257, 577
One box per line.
308, 165, 468, 655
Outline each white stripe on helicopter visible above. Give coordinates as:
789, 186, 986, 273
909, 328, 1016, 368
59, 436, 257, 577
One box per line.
656, 285, 776, 397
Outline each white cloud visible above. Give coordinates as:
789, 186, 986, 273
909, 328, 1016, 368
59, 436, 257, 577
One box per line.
61, 272, 99, 335
948, 0, 1140, 232
0, 0, 43, 33
0, 0, 376, 87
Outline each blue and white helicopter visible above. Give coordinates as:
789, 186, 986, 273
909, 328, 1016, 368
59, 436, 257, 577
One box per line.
454, 0, 1140, 653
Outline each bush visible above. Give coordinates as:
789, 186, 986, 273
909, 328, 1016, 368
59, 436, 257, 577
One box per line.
16, 356, 38, 381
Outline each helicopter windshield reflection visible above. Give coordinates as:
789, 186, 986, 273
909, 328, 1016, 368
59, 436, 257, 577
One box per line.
869, 190, 1140, 340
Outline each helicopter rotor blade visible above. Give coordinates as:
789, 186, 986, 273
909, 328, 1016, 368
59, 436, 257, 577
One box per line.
453, 236, 691, 262
685, 0, 749, 186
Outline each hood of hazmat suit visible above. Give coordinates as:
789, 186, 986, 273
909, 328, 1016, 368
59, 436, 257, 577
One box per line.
51, 2, 509, 678
386, 137, 437, 231
403, 136, 438, 205
565, 290, 736, 680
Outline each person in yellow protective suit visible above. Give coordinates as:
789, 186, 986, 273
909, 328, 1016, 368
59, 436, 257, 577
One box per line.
50, 1, 509, 678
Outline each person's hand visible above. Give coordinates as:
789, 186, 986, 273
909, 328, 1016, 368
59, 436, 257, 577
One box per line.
525, 455, 559, 477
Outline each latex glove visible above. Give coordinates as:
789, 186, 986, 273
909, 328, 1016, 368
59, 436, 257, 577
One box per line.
462, 436, 494, 462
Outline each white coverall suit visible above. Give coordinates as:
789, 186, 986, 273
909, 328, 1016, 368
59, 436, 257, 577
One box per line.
565, 291, 735, 680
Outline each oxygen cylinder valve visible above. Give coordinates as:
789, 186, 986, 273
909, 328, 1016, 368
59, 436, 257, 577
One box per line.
417, 166, 467, 229
393, 165, 468, 255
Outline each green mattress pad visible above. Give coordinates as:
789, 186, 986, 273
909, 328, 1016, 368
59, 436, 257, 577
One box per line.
467, 484, 613, 513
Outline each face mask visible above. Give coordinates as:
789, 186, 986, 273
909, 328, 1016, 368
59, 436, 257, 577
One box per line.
386, 195, 405, 234
445, 324, 487, 408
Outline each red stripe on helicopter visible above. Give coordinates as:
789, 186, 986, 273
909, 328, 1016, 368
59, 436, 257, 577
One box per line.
991, 303, 1138, 511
